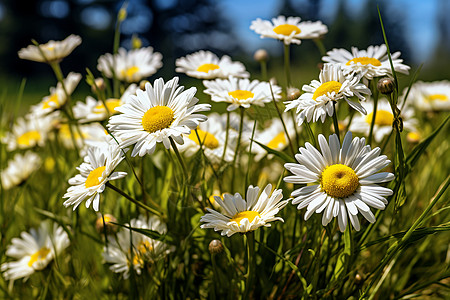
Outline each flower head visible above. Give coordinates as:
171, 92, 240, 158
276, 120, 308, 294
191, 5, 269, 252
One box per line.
200, 184, 288, 237
1, 152, 41, 190
1, 222, 70, 281
250, 15, 328, 45
97, 47, 163, 83
103, 215, 173, 279
18, 34, 81, 63
322, 44, 410, 81
176, 50, 249, 79
107, 77, 211, 157
284, 132, 394, 232
408, 80, 450, 111
63, 142, 127, 211
203, 76, 281, 111
285, 64, 371, 125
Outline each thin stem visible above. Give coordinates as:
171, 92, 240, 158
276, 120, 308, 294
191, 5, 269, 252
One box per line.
221, 111, 230, 165
244, 231, 256, 300
106, 182, 161, 216
283, 44, 291, 87
260, 60, 267, 81
231, 106, 245, 192
303, 122, 317, 147
169, 137, 188, 180
313, 38, 327, 56
332, 101, 340, 142
368, 80, 379, 145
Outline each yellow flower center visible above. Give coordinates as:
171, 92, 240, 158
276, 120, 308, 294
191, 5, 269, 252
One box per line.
273, 24, 301, 36
59, 124, 86, 140
142, 106, 175, 133
320, 164, 359, 198
42, 94, 59, 109
188, 129, 219, 149
346, 57, 382, 66
426, 94, 447, 102
196, 63, 220, 73
122, 66, 140, 80
28, 247, 51, 267
17, 130, 41, 146
131, 240, 152, 266
95, 99, 121, 114
267, 131, 287, 149
407, 132, 421, 142
228, 90, 254, 100
312, 81, 342, 100
230, 211, 261, 226
85, 166, 106, 188
365, 110, 393, 126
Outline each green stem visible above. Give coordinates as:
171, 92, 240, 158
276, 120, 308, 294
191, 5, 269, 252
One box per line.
106, 182, 161, 216
283, 44, 291, 87
368, 80, 379, 145
244, 231, 256, 299
332, 101, 340, 142
303, 122, 317, 147
169, 137, 188, 180
231, 106, 245, 192
221, 111, 230, 165
260, 60, 267, 81
313, 38, 327, 56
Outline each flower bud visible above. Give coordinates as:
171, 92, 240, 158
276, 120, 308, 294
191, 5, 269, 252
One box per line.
91, 78, 105, 93
209, 239, 224, 254
377, 77, 395, 94
96, 214, 117, 235
286, 87, 301, 100
355, 273, 363, 285
118, 7, 127, 22
131, 34, 142, 49
253, 49, 269, 62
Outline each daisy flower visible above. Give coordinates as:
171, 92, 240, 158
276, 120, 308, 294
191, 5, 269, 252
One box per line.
103, 215, 174, 279
18, 34, 81, 63
107, 77, 211, 157
179, 113, 237, 163
57, 122, 110, 155
252, 116, 297, 161
1, 222, 70, 281
285, 64, 371, 126
200, 184, 288, 237
97, 47, 163, 83
73, 84, 138, 123
175, 50, 249, 79
1, 152, 41, 190
203, 76, 282, 111
250, 15, 328, 45
284, 131, 394, 232
30, 72, 82, 116
408, 80, 450, 111
63, 142, 127, 211
2, 114, 55, 151
349, 98, 417, 142
322, 44, 410, 81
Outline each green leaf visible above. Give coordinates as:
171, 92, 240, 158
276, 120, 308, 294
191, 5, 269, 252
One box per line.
113, 222, 175, 245
251, 139, 295, 163
333, 225, 352, 281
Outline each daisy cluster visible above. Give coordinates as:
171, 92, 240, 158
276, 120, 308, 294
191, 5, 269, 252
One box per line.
1, 10, 448, 293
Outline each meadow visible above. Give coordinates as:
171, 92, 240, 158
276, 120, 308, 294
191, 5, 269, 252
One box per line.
0, 6, 449, 300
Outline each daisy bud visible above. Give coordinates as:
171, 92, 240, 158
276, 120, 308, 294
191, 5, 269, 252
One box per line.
91, 78, 105, 93
286, 87, 301, 100
208, 239, 224, 254
118, 7, 127, 22
132, 34, 142, 49
95, 214, 118, 235
253, 49, 269, 62
355, 273, 363, 285
377, 77, 395, 95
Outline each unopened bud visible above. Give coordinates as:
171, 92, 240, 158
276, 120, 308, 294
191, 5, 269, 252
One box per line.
286, 87, 301, 100
377, 77, 395, 95
209, 239, 224, 254
118, 7, 127, 22
269, 77, 277, 86
355, 273, 363, 285
131, 34, 142, 49
96, 214, 117, 235
92, 78, 105, 93
254, 49, 269, 62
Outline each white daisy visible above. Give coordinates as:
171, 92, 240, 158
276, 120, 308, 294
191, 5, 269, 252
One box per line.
97, 47, 163, 83
175, 50, 249, 79
200, 184, 288, 237
63, 142, 127, 211
322, 44, 410, 81
57, 122, 110, 155
73, 84, 138, 123
179, 113, 236, 163
349, 98, 417, 142
2, 114, 55, 151
250, 15, 328, 45
252, 116, 297, 161
103, 215, 173, 279
107, 77, 211, 157
285, 63, 371, 126
1, 222, 70, 281
1, 152, 41, 190
284, 131, 394, 232
203, 76, 282, 111
30, 72, 82, 117
18, 34, 81, 63
408, 80, 450, 111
